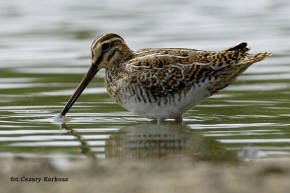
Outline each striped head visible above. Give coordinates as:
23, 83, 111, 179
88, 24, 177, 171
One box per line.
91, 33, 133, 70
59, 33, 132, 116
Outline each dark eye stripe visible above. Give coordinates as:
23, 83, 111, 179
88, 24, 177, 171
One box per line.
92, 39, 123, 64
95, 54, 103, 65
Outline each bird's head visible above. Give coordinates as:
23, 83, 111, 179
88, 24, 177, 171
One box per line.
59, 33, 132, 117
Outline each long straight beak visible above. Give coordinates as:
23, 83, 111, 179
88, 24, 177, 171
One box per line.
59, 65, 99, 116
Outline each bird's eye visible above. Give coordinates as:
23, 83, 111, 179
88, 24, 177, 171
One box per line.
102, 43, 110, 51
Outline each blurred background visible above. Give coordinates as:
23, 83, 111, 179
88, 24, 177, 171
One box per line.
0, 0, 289, 161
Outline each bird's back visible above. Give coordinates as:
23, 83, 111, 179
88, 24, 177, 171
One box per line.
123, 42, 270, 96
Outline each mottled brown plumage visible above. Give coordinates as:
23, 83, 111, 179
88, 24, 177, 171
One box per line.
60, 33, 271, 123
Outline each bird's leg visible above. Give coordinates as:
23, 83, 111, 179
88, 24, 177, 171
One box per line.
175, 116, 183, 124
157, 118, 165, 124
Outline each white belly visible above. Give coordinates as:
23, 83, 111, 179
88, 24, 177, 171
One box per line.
115, 84, 211, 120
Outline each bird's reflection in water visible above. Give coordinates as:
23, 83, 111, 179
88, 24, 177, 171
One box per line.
60, 122, 238, 162
106, 123, 200, 160
105, 123, 238, 162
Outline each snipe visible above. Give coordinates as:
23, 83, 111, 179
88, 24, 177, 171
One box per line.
59, 33, 271, 123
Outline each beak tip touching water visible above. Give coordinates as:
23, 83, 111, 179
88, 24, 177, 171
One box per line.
54, 114, 64, 119
51, 113, 71, 124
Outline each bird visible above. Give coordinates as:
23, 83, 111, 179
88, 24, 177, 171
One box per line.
59, 33, 271, 123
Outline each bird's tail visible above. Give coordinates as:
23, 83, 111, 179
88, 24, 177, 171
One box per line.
208, 45, 271, 94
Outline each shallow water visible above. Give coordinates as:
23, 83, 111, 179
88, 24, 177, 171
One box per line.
0, 0, 290, 162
